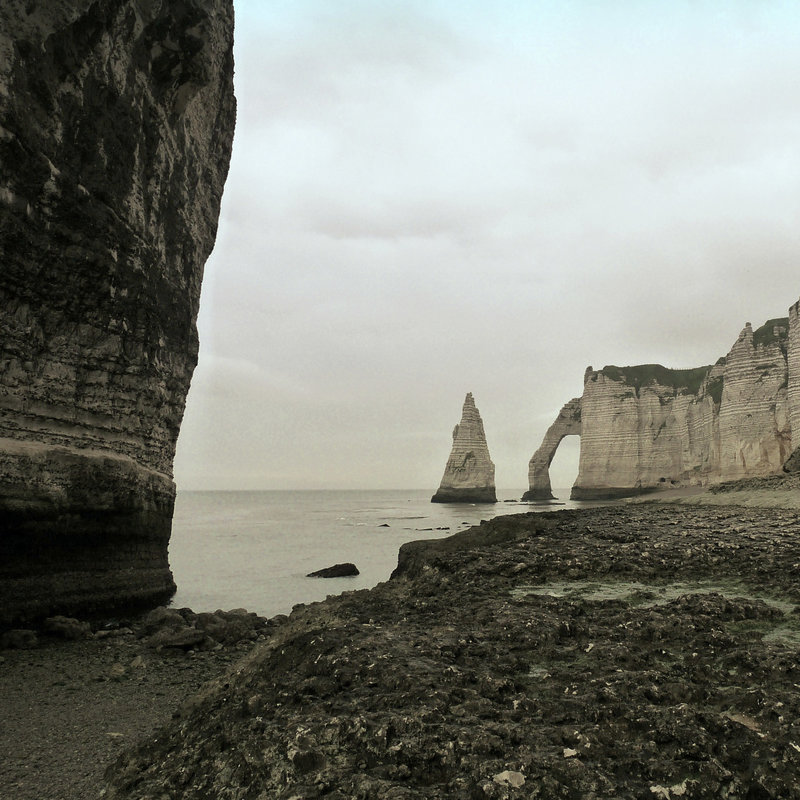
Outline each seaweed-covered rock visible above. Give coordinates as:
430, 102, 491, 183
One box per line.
105, 505, 800, 798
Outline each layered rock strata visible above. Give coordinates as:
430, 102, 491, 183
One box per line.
0, 0, 235, 623
528, 303, 799, 500
432, 393, 496, 503
786, 299, 800, 472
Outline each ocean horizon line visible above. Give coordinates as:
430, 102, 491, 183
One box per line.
176, 487, 552, 496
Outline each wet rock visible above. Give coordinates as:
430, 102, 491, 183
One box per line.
493, 770, 525, 788
307, 563, 360, 578
136, 607, 186, 638
134, 605, 269, 650
105, 505, 800, 799
195, 610, 264, 645
144, 626, 207, 651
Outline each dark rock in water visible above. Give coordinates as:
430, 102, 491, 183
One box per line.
307, 563, 360, 578
0, 0, 236, 624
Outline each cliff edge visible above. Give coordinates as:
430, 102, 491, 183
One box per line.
0, 0, 236, 623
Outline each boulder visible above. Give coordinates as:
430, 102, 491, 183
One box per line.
307, 563, 360, 578
0, 629, 38, 649
43, 616, 92, 640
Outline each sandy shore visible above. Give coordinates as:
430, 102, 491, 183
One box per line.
630, 473, 800, 509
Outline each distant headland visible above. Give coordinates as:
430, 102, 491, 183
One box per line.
524, 297, 800, 501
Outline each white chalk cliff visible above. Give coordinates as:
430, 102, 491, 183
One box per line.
432, 393, 497, 503
528, 299, 800, 500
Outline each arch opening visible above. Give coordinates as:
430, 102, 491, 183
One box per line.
548, 434, 580, 499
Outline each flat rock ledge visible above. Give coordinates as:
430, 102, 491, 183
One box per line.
106, 503, 800, 799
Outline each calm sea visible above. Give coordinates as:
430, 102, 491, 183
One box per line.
168, 489, 588, 618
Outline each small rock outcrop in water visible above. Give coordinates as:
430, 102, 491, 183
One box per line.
527, 298, 800, 500
431, 393, 497, 503
0, 1, 236, 623
306, 563, 360, 578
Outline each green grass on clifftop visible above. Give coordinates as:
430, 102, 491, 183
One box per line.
752, 317, 789, 349
600, 363, 713, 395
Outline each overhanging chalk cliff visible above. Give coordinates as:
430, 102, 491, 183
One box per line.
527, 304, 799, 500
0, 0, 235, 623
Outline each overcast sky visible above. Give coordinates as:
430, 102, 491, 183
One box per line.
172, 0, 800, 494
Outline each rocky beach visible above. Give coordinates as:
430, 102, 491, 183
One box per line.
3, 4, 800, 799
4, 483, 800, 799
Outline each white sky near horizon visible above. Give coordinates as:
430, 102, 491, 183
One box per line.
173, 0, 800, 493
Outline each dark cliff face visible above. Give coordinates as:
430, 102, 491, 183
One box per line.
0, 0, 236, 623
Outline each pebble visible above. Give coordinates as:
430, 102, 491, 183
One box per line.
493, 770, 525, 788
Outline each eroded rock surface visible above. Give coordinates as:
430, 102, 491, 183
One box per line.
106, 504, 800, 799
0, 1, 235, 623
432, 392, 497, 503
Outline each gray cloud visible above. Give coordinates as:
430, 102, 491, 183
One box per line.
174, 0, 800, 492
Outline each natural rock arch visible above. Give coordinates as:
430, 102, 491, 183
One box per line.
521, 397, 581, 501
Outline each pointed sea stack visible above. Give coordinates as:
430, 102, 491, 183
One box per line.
432, 393, 497, 503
